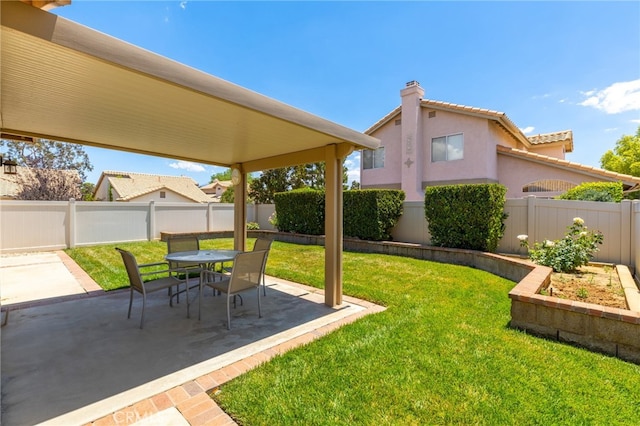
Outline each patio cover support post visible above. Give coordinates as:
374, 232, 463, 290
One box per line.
324, 144, 350, 307
233, 165, 247, 252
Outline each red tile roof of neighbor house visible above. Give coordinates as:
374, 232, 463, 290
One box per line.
496, 145, 640, 189
365, 99, 573, 152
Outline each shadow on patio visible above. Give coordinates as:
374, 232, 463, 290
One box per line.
1, 274, 380, 425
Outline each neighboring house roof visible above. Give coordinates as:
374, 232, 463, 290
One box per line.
95, 171, 211, 203
365, 100, 574, 153
497, 145, 640, 190
200, 180, 232, 192
200, 179, 233, 202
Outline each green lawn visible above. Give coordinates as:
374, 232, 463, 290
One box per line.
66, 240, 640, 424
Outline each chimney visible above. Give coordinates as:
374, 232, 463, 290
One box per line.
400, 80, 425, 201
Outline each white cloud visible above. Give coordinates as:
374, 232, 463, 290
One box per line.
345, 152, 360, 184
520, 126, 535, 134
631, 119, 640, 124
180, 1, 188, 10
604, 127, 619, 132
579, 79, 640, 114
169, 161, 205, 172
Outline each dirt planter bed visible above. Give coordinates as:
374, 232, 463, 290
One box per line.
509, 264, 640, 364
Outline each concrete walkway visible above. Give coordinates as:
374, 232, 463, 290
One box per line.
0, 251, 384, 425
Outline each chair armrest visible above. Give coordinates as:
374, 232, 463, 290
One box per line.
138, 261, 169, 269
140, 267, 188, 277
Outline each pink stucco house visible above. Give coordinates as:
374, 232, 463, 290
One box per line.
361, 81, 640, 200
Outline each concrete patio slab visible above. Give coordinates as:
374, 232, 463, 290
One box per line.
0, 252, 384, 426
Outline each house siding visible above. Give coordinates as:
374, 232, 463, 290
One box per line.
360, 118, 402, 187
421, 110, 500, 185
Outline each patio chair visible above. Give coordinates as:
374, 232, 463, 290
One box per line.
116, 248, 191, 329
167, 235, 201, 302
252, 238, 272, 296
197, 250, 267, 330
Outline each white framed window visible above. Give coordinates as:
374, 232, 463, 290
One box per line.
160, 191, 166, 199
363, 147, 385, 169
432, 133, 463, 162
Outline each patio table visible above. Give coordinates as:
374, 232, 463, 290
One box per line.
165, 249, 242, 304
165, 249, 241, 271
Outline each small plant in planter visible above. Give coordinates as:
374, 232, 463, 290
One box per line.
517, 217, 604, 273
576, 287, 589, 299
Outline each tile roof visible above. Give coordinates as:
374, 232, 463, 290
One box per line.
200, 179, 232, 190
98, 171, 211, 203
527, 130, 574, 152
496, 145, 640, 188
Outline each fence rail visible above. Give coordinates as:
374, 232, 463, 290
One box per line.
1, 198, 638, 275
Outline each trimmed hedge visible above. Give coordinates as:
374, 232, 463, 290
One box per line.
274, 189, 325, 235
274, 189, 405, 241
344, 190, 405, 241
424, 184, 507, 252
557, 181, 624, 202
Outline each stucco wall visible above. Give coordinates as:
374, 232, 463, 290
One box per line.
421, 110, 496, 183
528, 144, 565, 159
360, 118, 402, 187
364, 109, 527, 196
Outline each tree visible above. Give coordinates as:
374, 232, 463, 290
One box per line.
81, 182, 96, 201
17, 169, 82, 201
220, 187, 235, 203
1, 138, 93, 181
248, 162, 349, 204
209, 169, 232, 183
249, 168, 291, 204
600, 126, 640, 177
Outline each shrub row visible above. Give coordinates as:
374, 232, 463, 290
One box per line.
274, 189, 405, 241
557, 181, 623, 202
424, 183, 507, 252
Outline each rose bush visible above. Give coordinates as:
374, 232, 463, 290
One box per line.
518, 217, 604, 273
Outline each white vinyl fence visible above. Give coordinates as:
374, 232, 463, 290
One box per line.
392, 197, 639, 271
1, 197, 638, 274
0, 200, 275, 252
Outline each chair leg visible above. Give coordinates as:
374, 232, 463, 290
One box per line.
140, 293, 146, 329
257, 287, 262, 318
185, 277, 191, 319
198, 281, 202, 321
128, 288, 134, 319
262, 273, 266, 296
226, 294, 232, 330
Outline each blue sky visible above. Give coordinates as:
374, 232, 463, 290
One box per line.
51, 1, 640, 187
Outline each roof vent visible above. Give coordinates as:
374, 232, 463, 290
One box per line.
406, 80, 420, 87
